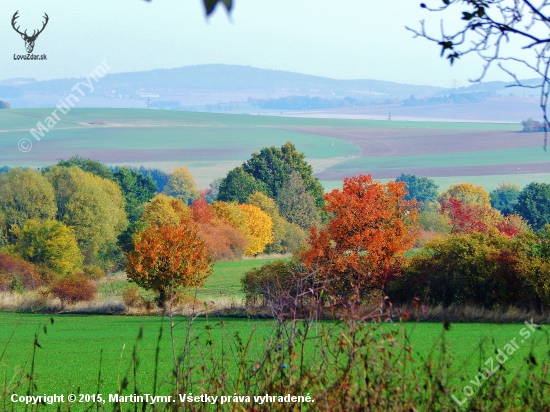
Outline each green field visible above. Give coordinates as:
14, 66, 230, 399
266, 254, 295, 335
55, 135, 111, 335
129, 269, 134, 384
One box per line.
98, 258, 282, 303
3, 108, 547, 192
0, 313, 546, 401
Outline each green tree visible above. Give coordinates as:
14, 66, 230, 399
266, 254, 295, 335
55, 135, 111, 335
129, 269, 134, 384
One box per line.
490, 183, 520, 216
242, 142, 325, 210
45, 166, 128, 266
14, 219, 83, 275
0, 168, 57, 242
55, 155, 113, 180
112, 167, 158, 223
164, 166, 200, 205
515, 182, 550, 230
205, 177, 222, 204
276, 171, 320, 230
395, 174, 439, 207
217, 167, 269, 203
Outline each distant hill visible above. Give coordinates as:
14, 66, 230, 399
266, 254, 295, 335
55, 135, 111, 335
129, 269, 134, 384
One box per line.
0, 65, 444, 108
0, 65, 539, 111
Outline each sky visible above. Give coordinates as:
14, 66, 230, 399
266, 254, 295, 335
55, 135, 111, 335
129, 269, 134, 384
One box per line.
0, 0, 536, 87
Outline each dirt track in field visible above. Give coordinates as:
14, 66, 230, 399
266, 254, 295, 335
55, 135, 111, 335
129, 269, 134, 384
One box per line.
279, 125, 550, 179
283, 127, 541, 157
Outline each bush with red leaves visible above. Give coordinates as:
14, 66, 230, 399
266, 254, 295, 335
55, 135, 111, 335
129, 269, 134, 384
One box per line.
197, 222, 249, 261
49, 273, 96, 304
0, 253, 42, 292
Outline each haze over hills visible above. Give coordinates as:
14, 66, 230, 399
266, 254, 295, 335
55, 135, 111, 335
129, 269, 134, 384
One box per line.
0, 64, 542, 122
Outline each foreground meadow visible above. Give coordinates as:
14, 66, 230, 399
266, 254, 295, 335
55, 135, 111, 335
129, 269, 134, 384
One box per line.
1, 312, 548, 410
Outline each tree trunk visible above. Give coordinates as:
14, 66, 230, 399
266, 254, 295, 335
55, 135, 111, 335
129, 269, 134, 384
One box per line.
157, 287, 166, 308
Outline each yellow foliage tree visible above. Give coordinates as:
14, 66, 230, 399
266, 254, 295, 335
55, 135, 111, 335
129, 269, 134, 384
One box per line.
212, 201, 248, 232
238, 204, 274, 256
247, 191, 307, 254
164, 166, 200, 205
45, 166, 127, 265
14, 219, 83, 275
140, 194, 191, 227
439, 183, 490, 205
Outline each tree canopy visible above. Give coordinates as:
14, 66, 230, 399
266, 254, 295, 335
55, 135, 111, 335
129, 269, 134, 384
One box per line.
126, 222, 213, 307
164, 166, 200, 205
515, 182, 550, 230
302, 174, 419, 301
0, 168, 57, 241
395, 174, 439, 207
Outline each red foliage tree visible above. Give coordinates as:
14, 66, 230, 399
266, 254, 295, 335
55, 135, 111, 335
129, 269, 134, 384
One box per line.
301, 174, 419, 301
126, 221, 213, 307
440, 196, 526, 237
190, 198, 215, 224
0, 253, 42, 292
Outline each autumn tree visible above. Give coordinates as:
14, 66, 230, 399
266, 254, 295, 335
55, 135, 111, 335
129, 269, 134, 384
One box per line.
126, 222, 213, 307
301, 174, 419, 301
439, 182, 490, 205
0, 253, 41, 292
14, 219, 83, 275
212, 201, 248, 233
248, 191, 307, 254
164, 166, 200, 205
440, 196, 527, 237
276, 171, 321, 231
140, 194, 191, 227
238, 204, 274, 256
0, 168, 57, 242
391, 232, 535, 308
190, 199, 215, 224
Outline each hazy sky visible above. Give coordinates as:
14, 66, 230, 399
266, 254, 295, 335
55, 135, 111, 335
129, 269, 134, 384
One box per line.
0, 0, 535, 87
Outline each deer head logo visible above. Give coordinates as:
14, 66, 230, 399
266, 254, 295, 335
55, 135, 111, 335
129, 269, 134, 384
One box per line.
12, 11, 49, 54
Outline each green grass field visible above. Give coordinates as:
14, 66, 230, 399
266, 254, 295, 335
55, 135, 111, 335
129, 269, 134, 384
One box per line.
97, 258, 283, 303
0, 313, 546, 399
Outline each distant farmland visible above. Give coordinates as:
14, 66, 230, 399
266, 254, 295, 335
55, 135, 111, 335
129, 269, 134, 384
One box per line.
1, 108, 549, 190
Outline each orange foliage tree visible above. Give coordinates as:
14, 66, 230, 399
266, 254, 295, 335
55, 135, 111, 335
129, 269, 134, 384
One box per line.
301, 174, 419, 301
126, 222, 213, 307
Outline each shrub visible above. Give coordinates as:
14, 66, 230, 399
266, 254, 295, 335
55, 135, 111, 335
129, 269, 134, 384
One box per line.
122, 286, 142, 308
82, 265, 105, 280
389, 232, 536, 309
242, 259, 316, 318
0, 253, 41, 292
196, 222, 249, 261
49, 273, 96, 305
